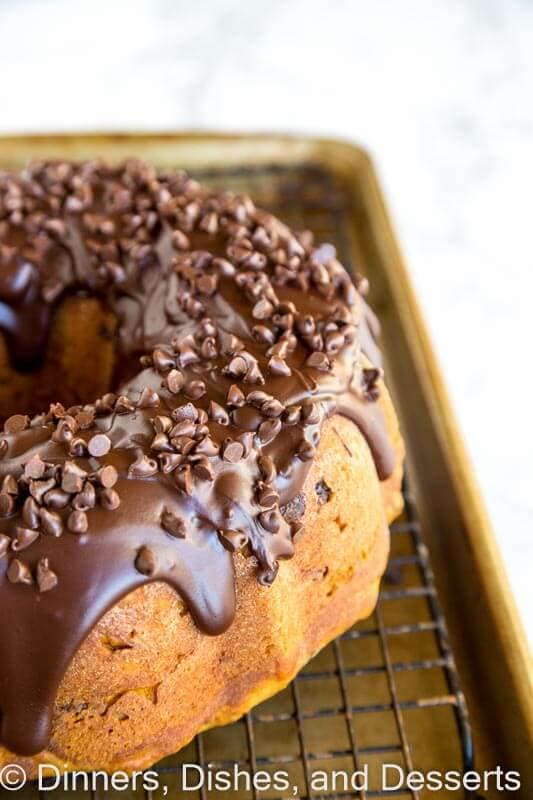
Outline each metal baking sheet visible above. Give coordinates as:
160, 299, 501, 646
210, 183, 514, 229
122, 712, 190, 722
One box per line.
0, 133, 530, 799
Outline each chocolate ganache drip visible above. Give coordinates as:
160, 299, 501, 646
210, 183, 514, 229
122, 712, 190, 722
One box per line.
0, 160, 394, 756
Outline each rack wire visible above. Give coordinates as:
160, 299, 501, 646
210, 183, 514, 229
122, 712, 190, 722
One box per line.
33, 162, 475, 800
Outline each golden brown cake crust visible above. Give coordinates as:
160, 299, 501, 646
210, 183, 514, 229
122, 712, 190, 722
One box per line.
1, 395, 403, 775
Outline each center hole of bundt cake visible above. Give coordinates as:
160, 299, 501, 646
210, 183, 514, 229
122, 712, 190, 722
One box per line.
0, 296, 120, 423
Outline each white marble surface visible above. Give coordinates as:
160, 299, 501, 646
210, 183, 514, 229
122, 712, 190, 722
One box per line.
0, 0, 531, 639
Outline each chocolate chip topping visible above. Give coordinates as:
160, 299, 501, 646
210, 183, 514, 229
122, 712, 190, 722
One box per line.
7, 558, 33, 585
36, 558, 58, 593
4, 414, 29, 434
135, 546, 157, 576
161, 507, 186, 538
0, 159, 395, 758
87, 433, 111, 457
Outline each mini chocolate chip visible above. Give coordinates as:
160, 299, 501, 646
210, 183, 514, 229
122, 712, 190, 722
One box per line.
354, 273, 370, 296
219, 529, 249, 552
161, 507, 186, 537
43, 487, 70, 509
237, 431, 254, 457
208, 401, 229, 426
298, 440, 316, 461
243, 361, 265, 385
73, 482, 96, 511
196, 273, 218, 295
185, 380, 206, 400
36, 557, 58, 592
49, 403, 66, 420
257, 483, 280, 508
301, 402, 322, 426
137, 387, 160, 408
52, 419, 74, 444
200, 336, 218, 360
306, 351, 330, 371
225, 355, 248, 378
325, 330, 345, 355
362, 367, 382, 401
192, 455, 215, 481
258, 564, 278, 586
199, 318, 217, 339
291, 522, 305, 540
262, 398, 284, 418
170, 419, 196, 438
61, 464, 86, 494
212, 256, 236, 277
268, 339, 290, 359
342, 323, 358, 345
30, 477, 56, 503
227, 384, 245, 407
247, 390, 270, 407
24, 454, 46, 480
87, 433, 111, 457
40, 508, 64, 537
75, 408, 96, 429
195, 436, 219, 457
128, 452, 158, 478
296, 314, 315, 336
95, 394, 116, 416
0, 493, 14, 517
96, 464, 118, 488
219, 332, 244, 356
4, 414, 29, 434
283, 405, 301, 425
177, 339, 200, 368
69, 437, 88, 457
171, 230, 190, 251
151, 432, 172, 452
268, 356, 292, 377
22, 497, 40, 529
244, 251, 267, 271
172, 435, 196, 455
222, 440, 244, 463
67, 510, 88, 534
252, 297, 274, 320
152, 348, 175, 372
7, 558, 33, 585
252, 325, 275, 345
258, 455, 277, 483
175, 464, 193, 495
12, 527, 40, 551
258, 418, 282, 445
100, 488, 121, 510
172, 402, 197, 422
135, 546, 157, 576
115, 395, 135, 414
159, 453, 183, 473
258, 509, 281, 534
153, 415, 173, 434
1, 475, 18, 495
0, 533, 10, 557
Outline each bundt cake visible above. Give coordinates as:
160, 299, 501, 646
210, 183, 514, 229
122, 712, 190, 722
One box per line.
0, 160, 404, 774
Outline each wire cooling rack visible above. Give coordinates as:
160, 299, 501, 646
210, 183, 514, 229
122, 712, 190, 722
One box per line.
144, 164, 475, 800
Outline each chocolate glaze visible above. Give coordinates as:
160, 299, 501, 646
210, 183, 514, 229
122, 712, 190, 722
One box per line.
0, 160, 395, 756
